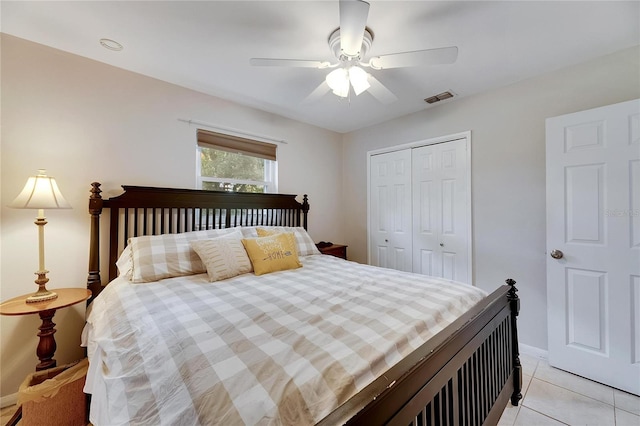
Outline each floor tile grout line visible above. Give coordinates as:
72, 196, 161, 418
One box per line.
519, 405, 572, 425
527, 375, 624, 412
614, 406, 640, 417
509, 361, 537, 426
614, 408, 640, 426
506, 356, 639, 426
499, 359, 537, 426
529, 363, 637, 411
612, 391, 640, 417
554, 369, 640, 408
531, 376, 618, 407
522, 360, 537, 397
523, 377, 623, 426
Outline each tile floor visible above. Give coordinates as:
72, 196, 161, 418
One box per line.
499, 353, 640, 425
1, 353, 639, 425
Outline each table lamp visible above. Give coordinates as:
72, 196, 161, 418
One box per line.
9, 169, 71, 303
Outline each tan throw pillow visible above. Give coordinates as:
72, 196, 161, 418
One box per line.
190, 233, 253, 282
242, 233, 302, 276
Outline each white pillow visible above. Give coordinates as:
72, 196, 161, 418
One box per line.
115, 245, 133, 279
190, 231, 253, 282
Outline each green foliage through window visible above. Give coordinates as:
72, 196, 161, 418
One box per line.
201, 181, 265, 193
200, 148, 263, 180
199, 147, 275, 193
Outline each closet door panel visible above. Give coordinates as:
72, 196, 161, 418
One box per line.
412, 147, 440, 276
413, 140, 469, 282
370, 149, 413, 272
369, 136, 470, 282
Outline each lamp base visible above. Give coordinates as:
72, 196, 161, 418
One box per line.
26, 289, 58, 303
27, 270, 58, 303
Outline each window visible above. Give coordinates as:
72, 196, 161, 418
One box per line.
197, 129, 278, 193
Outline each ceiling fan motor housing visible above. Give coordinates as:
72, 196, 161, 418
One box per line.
329, 28, 373, 62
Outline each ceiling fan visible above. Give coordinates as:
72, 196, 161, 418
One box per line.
250, 0, 458, 104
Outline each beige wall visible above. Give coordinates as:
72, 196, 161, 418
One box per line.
341, 45, 640, 351
0, 34, 343, 400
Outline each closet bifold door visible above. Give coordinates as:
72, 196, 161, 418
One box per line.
368, 136, 471, 283
411, 139, 469, 283
369, 149, 413, 272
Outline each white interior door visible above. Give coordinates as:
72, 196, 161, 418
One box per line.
546, 99, 640, 395
369, 149, 413, 272
412, 140, 469, 282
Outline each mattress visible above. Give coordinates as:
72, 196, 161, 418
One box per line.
83, 255, 486, 425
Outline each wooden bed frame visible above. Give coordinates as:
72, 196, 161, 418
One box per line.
86, 183, 522, 426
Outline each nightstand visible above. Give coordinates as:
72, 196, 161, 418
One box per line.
0, 288, 90, 426
0, 288, 91, 371
316, 243, 348, 260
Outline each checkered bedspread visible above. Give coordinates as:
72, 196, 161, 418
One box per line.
84, 255, 486, 425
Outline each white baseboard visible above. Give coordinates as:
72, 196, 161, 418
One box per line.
1, 392, 17, 409
519, 343, 548, 360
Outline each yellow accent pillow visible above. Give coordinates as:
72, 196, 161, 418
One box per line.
242, 233, 302, 276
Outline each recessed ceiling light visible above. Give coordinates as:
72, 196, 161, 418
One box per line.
99, 38, 123, 51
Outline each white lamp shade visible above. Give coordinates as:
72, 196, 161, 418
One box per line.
326, 68, 350, 98
9, 170, 71, 209
348, 66, 370, 96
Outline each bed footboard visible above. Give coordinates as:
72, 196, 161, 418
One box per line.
389, 280, 522, 426
320, 280, 522, 426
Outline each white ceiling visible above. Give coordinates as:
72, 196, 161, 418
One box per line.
2, 1, 639, 133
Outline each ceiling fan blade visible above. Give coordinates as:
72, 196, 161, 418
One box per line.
367, 75, 397, 104
250, 58, 332, 68
339, 0, 370, 57
302, 81, 330, 105
369, 46, 458, 69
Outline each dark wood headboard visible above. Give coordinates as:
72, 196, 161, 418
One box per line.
87, 182, 309, 302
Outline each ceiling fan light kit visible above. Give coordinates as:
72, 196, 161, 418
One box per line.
326, 65, 370, 98
250, 0, 458, 103
326, 68, 350, 97
348, 66, 370, 95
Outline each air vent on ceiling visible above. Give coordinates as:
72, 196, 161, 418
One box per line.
424, 91, 454, 104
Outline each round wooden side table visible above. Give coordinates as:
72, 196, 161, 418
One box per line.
0, 288, 91, 371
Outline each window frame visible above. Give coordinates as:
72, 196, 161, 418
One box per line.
196, 133, 278, 193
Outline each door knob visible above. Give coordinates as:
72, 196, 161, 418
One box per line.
550, 249, 564, 259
